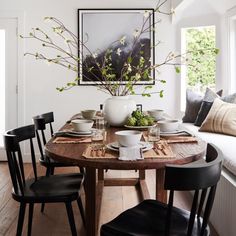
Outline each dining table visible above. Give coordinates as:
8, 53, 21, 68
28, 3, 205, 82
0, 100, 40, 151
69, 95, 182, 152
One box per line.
45, 122, 206, 236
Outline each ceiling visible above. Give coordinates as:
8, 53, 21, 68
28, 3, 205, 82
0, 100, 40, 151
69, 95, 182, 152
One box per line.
174, 0, 236, 14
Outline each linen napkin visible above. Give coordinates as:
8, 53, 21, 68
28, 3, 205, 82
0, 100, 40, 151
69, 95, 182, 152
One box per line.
118, 146, 144, 161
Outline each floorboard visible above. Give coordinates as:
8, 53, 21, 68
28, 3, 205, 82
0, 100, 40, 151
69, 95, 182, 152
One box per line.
0, 163, 219, 236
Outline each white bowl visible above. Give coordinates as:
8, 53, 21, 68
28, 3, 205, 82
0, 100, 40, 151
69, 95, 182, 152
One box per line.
71, 119, 94, 132
81, 110, 96, 119
157, 119, 180, 132
115, 130, 142, 147
147, 109, 164, 121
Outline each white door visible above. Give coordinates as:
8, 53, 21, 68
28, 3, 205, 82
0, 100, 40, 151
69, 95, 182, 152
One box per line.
0, 18, 18, 160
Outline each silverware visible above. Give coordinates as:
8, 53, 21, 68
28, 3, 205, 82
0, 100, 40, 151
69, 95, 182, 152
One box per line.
156, 143, 167, 155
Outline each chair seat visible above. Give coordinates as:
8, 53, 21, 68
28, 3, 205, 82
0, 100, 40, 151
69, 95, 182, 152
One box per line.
100, 199, 210, 236
12, 173, 84, 203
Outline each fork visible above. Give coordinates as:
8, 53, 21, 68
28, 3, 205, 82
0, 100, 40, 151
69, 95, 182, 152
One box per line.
156, 143, 167, 155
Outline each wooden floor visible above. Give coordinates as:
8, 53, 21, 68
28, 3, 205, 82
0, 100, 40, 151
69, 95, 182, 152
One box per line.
0, 162, 219, 236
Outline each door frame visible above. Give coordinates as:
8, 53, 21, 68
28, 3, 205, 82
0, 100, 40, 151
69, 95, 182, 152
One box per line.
0, 11, 25, 160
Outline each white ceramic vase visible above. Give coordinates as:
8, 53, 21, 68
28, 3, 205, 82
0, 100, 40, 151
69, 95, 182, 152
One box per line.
104, 96, 136, 127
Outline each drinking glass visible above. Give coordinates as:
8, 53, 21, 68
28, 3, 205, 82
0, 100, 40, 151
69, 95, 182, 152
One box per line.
147, 125, 160, 143
95, 117, 108, 130
91, 129, 107, 148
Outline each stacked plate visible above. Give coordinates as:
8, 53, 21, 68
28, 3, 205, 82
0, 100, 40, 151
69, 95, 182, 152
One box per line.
160, 130, 193, 137
106, 141, 153, 152
54, 129, 94, 137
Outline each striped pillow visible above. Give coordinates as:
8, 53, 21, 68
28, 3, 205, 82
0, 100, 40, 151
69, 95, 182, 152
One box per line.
199, 98, 236, 136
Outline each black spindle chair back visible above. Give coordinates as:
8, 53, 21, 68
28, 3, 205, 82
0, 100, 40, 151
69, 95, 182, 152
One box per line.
33, 112, 54, 160
164, 143, 222, 236
4, 125, 38, 196
100, 143, 223, 236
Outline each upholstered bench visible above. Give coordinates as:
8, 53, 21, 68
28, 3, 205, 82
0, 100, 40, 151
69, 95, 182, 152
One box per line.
180, 122, 236, 236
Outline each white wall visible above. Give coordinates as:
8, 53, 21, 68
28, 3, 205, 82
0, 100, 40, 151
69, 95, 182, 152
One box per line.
1, 0, 178, 132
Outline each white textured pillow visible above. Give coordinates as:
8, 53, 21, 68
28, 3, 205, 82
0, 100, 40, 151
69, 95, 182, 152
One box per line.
199, 98, 236, 136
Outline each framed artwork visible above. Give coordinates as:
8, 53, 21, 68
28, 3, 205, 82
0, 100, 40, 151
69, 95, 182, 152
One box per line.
78, 9, 155, 85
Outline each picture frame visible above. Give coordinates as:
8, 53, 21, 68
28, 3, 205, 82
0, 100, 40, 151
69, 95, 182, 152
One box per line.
78, 9, 155, 85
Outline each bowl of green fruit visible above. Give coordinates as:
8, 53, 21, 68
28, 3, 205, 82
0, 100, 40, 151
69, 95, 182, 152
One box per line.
124, 110, 156, 129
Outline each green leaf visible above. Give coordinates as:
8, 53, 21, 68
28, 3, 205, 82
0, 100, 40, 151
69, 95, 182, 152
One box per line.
160, 80, 166, 83
214, 48, 220, 55
127, 56, 132, 64
159, 90, 164, 98
175, 67, 181, 74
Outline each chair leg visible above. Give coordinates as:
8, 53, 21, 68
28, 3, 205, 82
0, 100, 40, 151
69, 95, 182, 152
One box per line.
41, 167, 52, 213
40, 203, 45, 213
28, 203, 34, 236
77, 197, 86, 227
79, 166, 84, 174
45, 166, 51, 177
50, 167, 55, 175
65, 202, 77, 236
16, 203, 26, 236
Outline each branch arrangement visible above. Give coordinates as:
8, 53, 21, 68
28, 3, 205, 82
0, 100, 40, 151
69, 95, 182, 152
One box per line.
21, 0, 218, 97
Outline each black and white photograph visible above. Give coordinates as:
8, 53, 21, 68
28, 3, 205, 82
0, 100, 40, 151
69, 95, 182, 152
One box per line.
78, 9, 155, 85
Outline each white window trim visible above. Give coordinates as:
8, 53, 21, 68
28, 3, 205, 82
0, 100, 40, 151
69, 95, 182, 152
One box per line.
226, 6, 236, 94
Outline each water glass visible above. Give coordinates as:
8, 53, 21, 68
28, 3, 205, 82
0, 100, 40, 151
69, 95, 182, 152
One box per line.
147, 125, 160, 143
95, 117, 108, 130
91, 129, 107, 148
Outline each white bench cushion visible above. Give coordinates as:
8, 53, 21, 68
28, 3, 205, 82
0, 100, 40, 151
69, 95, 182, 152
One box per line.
180, 123, 236, 176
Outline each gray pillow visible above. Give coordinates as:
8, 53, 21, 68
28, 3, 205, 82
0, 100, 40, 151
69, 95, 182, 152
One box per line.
182, 89, 203, 123
182, 88, 223, 123
222, 93, 236, 103
203, 87, 223, 102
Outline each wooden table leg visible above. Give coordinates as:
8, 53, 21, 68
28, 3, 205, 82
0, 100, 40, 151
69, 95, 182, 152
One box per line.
156, 168, 167, 203
138, 170, 150, 200
84, 167, 97, 236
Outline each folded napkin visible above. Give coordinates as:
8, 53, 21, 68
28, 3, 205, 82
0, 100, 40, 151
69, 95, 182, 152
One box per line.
118, 146, 144, 161
53, 137, 91, 144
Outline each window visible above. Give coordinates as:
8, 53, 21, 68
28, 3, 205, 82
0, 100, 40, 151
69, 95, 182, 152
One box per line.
0, 29, 5, 147
181, 26, 216, 110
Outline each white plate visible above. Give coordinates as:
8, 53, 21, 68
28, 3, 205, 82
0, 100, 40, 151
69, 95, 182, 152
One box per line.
124, 125, 155, 129
54, 130, 93, 137
107, 141, 153, 152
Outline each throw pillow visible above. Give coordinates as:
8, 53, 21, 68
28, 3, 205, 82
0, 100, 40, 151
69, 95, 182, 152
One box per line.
182, 88, 223, 123
194, 91, 234, 127
199, 98, 236, 136
182, 90, 204, 123
194, 101, 213, 126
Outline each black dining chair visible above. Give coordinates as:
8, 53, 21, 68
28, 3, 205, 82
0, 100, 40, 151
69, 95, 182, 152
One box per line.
100, 143, 223, 236
4, 124, 85, 236
33, 112, 81, 175
33, 112, 85, 212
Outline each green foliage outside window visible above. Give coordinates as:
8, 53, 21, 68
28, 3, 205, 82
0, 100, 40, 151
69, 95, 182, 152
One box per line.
185, 27, 216, 92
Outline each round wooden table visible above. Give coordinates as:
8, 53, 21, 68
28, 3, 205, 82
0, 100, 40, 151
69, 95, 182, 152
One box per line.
45, 126, 206, 236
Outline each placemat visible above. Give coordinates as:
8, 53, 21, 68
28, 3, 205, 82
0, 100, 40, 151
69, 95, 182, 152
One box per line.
164, 136, 198, 144
53, 137, 91, 144
82, 141, 175, 159
143, 133, 198, 144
